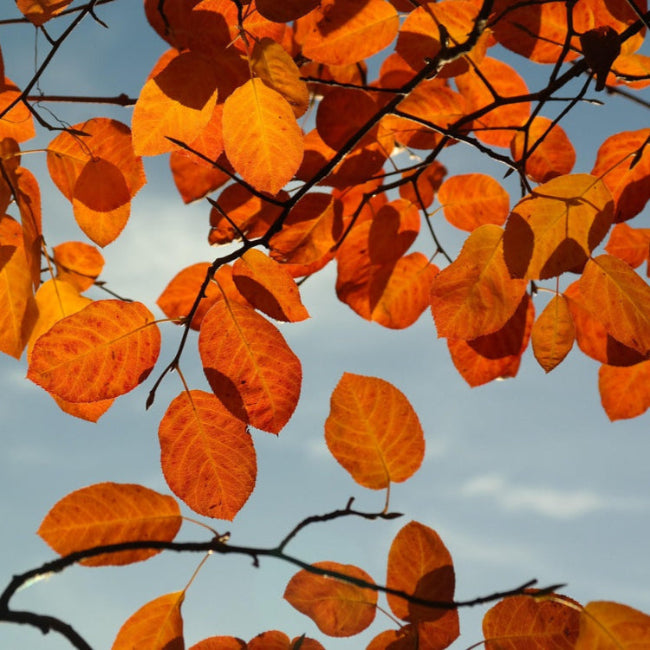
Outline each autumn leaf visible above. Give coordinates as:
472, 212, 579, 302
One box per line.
256, 0, 320, 22
284, 561, 377, 636
575, 601, 650, 649
579, 255, 650, 356
431, 224, 528, 340
132, 49, 219, 156
28, 300, 161, 402
189, 637, 246, 650
112, 592, 184, 650
222, 78, 303, 194
386, 521, 456, 623
599, 361, 650, 421
198, 299, 302, 434
605, 223, 650, 268
531, 294, 575, 373
503, 174, 614, 280
483, 594, 581, 649
159, 390, 256, 520
325, 373, 424, 489
52, 241, 104, 292
38, 483, 181, 566
16, 0, 74, 26
232, 249, 309, 322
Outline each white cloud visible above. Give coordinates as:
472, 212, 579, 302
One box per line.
459, 473, 647, 519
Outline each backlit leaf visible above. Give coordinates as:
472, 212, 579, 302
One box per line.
233, 249, 309, 322
431, 224, 528, 340
367, 614, 460, 650
605, 223, 650, 268
591, 128, 650, 222
112, 592, 184, 650
575, 601, 650, 649
189, 638, 246, 650
222, 78, 303, 194
386, 521, 455, 623
325, 372, 424, 489
455, 57, 530, 147
28, 300, 161, 402
16, 0, 74, 26
369, 199, 420, 265
503, 174, 614, 280
199, 299, 301, 434
159, 390, 256, 520
0, 215, 37, 359
251, 38, 309, 118
448, 294, 534, 387
0, 78, 35, 142
599, 361, 650, 421
302, 0, 399, 66
438, 174, 509, 232
257, 0, 320, 22
399, 161, 447, 208
483, 594, 581, 649
511, 116, 576, 183
284, 561, 377, 637
132, 50, 219, 156
531, 294, 575, 373
579, 255, 650, 355
52, 241, 104, 292
38, 483, 181, 567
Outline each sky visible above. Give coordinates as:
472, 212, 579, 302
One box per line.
1, 3, 650, 650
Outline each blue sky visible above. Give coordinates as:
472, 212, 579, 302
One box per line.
1, 3, 650, 650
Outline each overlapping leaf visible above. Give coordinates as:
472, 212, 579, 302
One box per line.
232, 249, 309, 322
575, 601, 650, 649
159, 390, 256, 520
132, 49, 219, 156
325, 373, 424, 489
431, 224, 528, 340
38, 483, 181, 566
52, 241, 104, 292
531, 294, 575, 372
112, 592, 184, 650
284, 561, 377, 636
28, 300, 161, 402
198, 299, 301, 433
503, 174, 614, 280
599, 361, 650, 421
605, 223, 650, 268
483, 594, 581, 649
16, 0, 74, 26
222, 78, 303, 194
386, 521, 456, 623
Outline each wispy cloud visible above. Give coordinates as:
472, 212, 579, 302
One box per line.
459, 473, 647, 519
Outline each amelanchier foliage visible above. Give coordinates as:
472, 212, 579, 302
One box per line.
0, 0, 649, 648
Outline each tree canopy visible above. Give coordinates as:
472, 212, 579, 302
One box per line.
1, 1, 650, 649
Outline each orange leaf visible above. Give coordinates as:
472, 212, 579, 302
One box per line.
171, 148, 229, 204
367, 614, 460, 650
232, 249, 309, 322
144, 0, 202, 50
386, 521, 455, 623
284, 561, 377, 637
448, 294, 534, 387
483, 594, 581, 649
12, 166, 42, 288
369, 199, 420, 265
511, 116, 576, 183
431, 224, 528, 339
251, 38, 309, 118
564, 281, 647, 367
302, 0, 399, 66
438, 174, 509, 232
47, 118, 145, 247
222, 78, 303, 194
198, 300, 301, 434
579, 255, 650, 356
0, 215, 37, 359
257, 0, 320, 22
399, 161, 447, 208
157, 262, 224, 330
269, 192, 342, 266
0, 78, 35, 142
16, 0, 74, 25
52, 241, 104, 292
531, 294, 575, 372
112, 592, 184, 650
27, 300, 161, 402
159, 390, 256, 520
247, 630, 319, 650
38, 483, 181, 567
591, 128, 650, 222
208, 184, 289, 245
132, 50, 219, 156
605, 223, 650, 268
599, 361, 650, 421
503, 174, 614, 280
575, 601, 650, 649
189, 637, 246, 650
455, 57, 530, 147
325, 373, 424, 489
